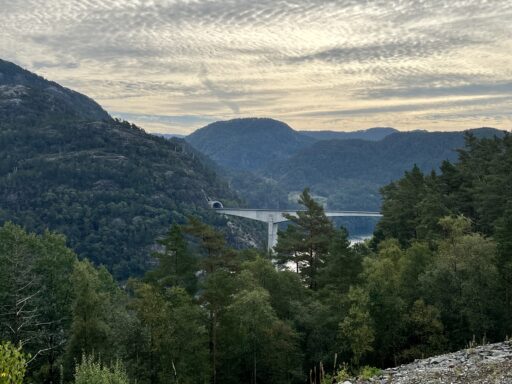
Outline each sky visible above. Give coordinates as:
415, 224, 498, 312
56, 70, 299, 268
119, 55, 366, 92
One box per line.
1, 0, 512, 134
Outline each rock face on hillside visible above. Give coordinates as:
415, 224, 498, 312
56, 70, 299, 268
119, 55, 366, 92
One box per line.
0, 59, 109, 122
349, 341, 512, 384
0, 59, 253, 279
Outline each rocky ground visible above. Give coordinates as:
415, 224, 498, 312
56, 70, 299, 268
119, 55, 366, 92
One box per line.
345, 340, 512, 384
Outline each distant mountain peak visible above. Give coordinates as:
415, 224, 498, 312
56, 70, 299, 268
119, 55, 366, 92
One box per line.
196, 117, 295, 134
186, 118, 315, 171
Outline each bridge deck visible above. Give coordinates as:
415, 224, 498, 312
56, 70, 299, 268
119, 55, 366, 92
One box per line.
215, 208, 381, 223
214, 208, 382, 251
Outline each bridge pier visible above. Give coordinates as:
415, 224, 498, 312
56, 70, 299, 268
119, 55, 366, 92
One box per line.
267, 221, 279, 252
214, 208, 382, 252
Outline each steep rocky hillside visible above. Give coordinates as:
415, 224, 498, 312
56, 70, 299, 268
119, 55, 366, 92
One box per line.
0, 59, 254, 278
0, 59, 109, 123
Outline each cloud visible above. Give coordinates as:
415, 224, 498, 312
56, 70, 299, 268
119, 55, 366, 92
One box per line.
287, 36, 481, 65
113, 112, 215, 127
360, 81, 512, 99
1, 0, 511, 132
198, 64, 240, 114
294, 96, 512, 117
111, 112, 217, 134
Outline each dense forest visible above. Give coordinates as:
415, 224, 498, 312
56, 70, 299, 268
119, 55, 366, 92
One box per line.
186, 118, 315, 172
1, 132, 510, 384
185, 118, 505, 236
0, 59, 261, 280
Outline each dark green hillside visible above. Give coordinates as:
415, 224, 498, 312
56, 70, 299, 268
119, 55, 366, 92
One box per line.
186, 118, 316, 171
264, 129, 506, 211
0, 60, 249, 278
3, 133, 512, 384
186, 117, 505, 219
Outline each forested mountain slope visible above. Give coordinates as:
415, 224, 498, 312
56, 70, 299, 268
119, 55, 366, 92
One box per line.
186, 118, 316, 171
3, 132, 512, 384
0, 59, 248, 278
185, 117, 504, 216
266, 131, 466, 186
263, 129, 505, 211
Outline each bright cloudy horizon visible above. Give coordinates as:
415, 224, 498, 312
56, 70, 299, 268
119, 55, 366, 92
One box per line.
1, 0, 512, 134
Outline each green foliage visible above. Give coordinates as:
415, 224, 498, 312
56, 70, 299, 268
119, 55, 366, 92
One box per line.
421, 217, 501, 345
320, 363, 350, 383
339, 287, 375, 366
0, 60, 246, 280
276, 188, 334, 289
241, 256, 305, 320
222, 286, 300, 383
358, 366, 381, 379
400, 300, 446, 361
368, 133, 512, 355
1, 103, 512, 384
74, 354, 129, 384
318, 227, 362, 293
376, 165, 429, 244
0, 222, 41, 346
334, 365, 351, 381
0, 342, 26, 384
0, 222, 76, 382
65, 260, 127, 374
145, 224, 198, 293
361, 240, 407, 365
125, 282, 208, 384
376, 133, 512, 243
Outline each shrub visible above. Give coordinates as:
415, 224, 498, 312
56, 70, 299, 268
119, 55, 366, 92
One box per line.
335, 364, 351, 381
0, 342, 27, 384
358, 365, 381, 380
74, 354, 129, 384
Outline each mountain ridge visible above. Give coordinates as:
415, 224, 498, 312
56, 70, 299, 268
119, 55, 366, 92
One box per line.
263, 128, 506, 211
300, 126, 398, 141
0, 59, 256, 278
186, 117, 316, 171
184, 117, 506, 215
0, 59, 109, 123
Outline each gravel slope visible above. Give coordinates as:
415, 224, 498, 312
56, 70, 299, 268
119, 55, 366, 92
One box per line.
346, 341, 512, 384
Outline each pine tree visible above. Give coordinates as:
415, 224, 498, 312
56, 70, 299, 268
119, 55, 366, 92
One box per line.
318, 227, 362, 293
183, 218, 237, 384
65, 261, 114, 372
145, 224, 197, 293
376, 165, 426, 245
276, 189, 334, 289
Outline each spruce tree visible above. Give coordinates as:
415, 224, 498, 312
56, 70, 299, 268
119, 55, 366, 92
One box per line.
276, 189, 334, 289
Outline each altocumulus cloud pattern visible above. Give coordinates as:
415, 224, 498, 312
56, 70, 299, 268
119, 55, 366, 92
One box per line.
1, 0, 511, 132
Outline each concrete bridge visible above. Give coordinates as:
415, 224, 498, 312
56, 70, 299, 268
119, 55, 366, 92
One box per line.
213, 207, 382, 251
